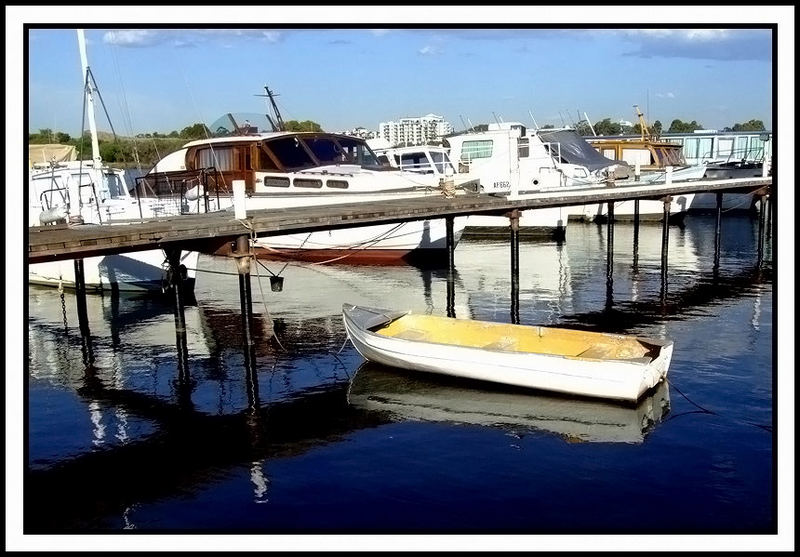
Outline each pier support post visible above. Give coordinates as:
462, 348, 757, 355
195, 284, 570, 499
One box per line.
606, 202, 615, 309
757, 195, 766, 267
765, 194, 772, 241
166, 248, 190, 383
73, 258, 93, 365
446, 216, 456, 318
660, 197, 671, 304
236, 235, 258, 375
714, 192, 723, 276
632, 199, 640, 272
509, 210, 520, 324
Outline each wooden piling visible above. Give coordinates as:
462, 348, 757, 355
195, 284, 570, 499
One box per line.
509, 210, 520, 325
446, 216, 456, 318
235, 235, 257, 374
166, 248, 190, 383
714, 192, 723, 275
661, 197, 671, 302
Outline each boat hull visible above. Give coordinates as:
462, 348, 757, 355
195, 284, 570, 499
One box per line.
343, 305, 673, 403
463, 207, 568, 240
253, 218, 467, 265
571, 194, 694, 224
28, 250, 199, 293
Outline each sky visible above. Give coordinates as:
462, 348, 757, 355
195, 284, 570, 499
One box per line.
23, 15, 778, 138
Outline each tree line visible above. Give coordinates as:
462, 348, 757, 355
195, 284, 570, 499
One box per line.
450, 118, 767, 138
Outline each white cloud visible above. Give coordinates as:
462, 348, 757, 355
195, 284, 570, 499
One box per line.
418, 45, 442, 56
102, 29, 284, 48
656, 92, 676, 99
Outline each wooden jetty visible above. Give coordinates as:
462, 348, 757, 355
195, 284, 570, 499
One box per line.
28, 177, 771, 263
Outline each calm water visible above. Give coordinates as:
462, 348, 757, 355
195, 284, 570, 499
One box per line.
25, 212, 775, 539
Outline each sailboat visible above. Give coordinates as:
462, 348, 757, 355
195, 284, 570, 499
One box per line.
28, 29, 198, 293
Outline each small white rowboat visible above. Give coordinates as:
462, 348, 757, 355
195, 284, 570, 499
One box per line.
342, 304, 674, 402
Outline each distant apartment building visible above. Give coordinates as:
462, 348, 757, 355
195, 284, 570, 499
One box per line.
377, 114, 454, 147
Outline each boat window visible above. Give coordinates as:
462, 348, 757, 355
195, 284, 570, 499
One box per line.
293, 178, 323, 188
303, 137, 349, 165
735, 136, 749, 159
460, 140, 493, 161
334, 136, 380, 166
263, 177, 290, 187
602, 148, 616, 159
749, 137, 765, 160
376, 154, 390, 165
683, 138, 699, 160
326, 179, 349, 189
196, 146, 235, 171
429, 151, 454, 174
622, 148, 652, 166
717, 138, 734, 158
400, 152, 433, 173
267, 136, 316, 169
518, 138, 529, 158
698, 138, 713, 160
104, 172, 127, 199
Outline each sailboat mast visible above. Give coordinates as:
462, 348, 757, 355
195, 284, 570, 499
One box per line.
77, 29, 101, 166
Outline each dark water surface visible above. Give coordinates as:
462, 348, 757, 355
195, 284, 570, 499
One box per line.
24, 213, 777, 546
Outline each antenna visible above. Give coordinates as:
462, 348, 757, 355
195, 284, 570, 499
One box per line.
466, 117, 475, 132
584, 112, 597, 137
492, 112, 502, 125
558, 111, 566, 127
254, 85, 286, 132
528, 109, 540, 131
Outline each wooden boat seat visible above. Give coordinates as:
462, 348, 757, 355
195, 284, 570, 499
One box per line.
575, 345, 617, 359
393, 328, 429, 341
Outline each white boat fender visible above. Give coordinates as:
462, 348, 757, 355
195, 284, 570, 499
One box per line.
185, 184, 205, 201
39, 205, 68, 224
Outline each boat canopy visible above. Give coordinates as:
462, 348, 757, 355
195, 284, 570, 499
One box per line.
537, 129, 624, 171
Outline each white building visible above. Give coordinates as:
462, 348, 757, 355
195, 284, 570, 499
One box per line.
377, 114, 454, 147
339, 126, 376, 140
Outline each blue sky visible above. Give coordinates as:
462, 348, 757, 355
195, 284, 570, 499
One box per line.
25, 21, 776, 137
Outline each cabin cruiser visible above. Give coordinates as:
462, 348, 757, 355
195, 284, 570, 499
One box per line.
141, 126, 469, 265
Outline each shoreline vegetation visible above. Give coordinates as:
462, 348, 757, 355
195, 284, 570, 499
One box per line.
28, 117, 766, 169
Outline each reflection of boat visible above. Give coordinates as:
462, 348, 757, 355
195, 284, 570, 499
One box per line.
140, 88, 469, 264
342, 304, 673, 402
193, 254, 472, 320
348, 362, 671, 443
28, 29, 198, 293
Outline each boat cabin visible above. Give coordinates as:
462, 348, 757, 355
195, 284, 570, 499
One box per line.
587, 138, 687, 170
139, 132, 385, 197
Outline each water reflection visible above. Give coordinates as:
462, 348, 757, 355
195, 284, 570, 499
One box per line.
347, 363, 671, 444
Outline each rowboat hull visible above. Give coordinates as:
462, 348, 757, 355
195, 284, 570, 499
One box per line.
342, 304, 673, 402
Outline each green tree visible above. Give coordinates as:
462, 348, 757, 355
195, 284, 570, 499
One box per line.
180, 123, 212, 139
731, 119, 765, 131
284, 119, 323, 132
55, 132, 71, 143
575, 121, 594, 136
593, 118, 623, 136
667, 119, 703, 133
